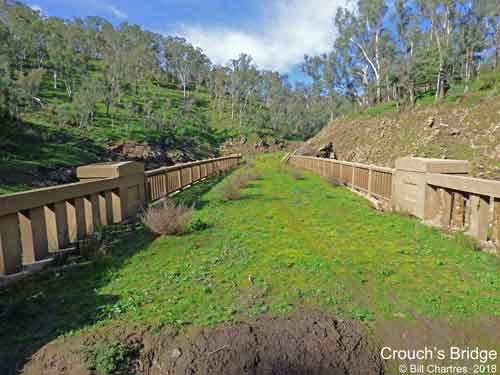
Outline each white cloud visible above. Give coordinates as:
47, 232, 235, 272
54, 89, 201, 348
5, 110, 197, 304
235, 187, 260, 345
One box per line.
106, 5, 127, 19
179, 0, 350, 72
29, 4, 45, 15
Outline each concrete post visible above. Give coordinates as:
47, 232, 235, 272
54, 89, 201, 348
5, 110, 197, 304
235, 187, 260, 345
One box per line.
393, 157, 470, 219
77, 161, 145, 222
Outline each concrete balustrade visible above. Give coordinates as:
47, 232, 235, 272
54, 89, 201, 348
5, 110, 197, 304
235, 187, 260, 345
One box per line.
289, 155, 500, 251
290, 156, 394, 202
145, 155, 242, 203
0, 155, 242, 277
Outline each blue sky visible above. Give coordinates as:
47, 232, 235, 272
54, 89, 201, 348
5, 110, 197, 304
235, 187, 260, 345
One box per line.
27, 0, 350, 83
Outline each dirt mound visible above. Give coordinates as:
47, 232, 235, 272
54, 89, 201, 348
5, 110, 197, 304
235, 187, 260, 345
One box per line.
23, 312, 384, 375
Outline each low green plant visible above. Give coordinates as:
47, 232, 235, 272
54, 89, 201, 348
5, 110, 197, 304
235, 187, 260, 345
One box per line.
82, 339, 131, 375
189, 218, 209, 232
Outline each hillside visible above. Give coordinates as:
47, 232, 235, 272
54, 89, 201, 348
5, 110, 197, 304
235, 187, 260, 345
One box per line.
0, 2, 318, 195
0, 87, 218, 193
305, 73, 500, 180
0, 74, 287, 195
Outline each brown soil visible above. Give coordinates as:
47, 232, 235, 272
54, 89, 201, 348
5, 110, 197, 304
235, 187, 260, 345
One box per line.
22, 311, 384, 375
306, 97, 500, 180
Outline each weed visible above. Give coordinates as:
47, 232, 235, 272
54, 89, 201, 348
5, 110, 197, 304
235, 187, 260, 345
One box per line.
189, 218, 209, 232
82, 339, 133, 375
245, 168, 262, 181
141, 201, 193, 235
231, 173, 250, 189
325, 175, 341, 187
218, 179, 242, 201
288, 167, 304, 180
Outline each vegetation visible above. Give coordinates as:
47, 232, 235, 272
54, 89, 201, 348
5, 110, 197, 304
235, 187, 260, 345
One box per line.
0, 0, 333, 147
308, 75, 500, 179
303, 0, 500, 108
141, 201, 194, 236
218, 178, 243, 201
1, 0, 499, 195
82, 338, 134, 375
287, 166, 304, 180
1, 155, 498, 368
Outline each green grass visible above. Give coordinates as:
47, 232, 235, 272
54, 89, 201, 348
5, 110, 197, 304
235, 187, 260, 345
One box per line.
0, 67, 283, 194
1, 155, 499, 354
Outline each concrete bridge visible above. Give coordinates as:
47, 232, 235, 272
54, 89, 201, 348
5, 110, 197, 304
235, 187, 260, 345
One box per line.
1, 153, 499, 280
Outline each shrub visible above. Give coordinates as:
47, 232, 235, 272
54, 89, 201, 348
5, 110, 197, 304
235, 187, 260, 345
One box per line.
189, 218, 209, 232
246, 168, 262, 180
83, 339, 133, 375
325, 175, 341, 187
289, 168, 304, 180
219, 180, 242, 201
231, 173, 250, 189
141, 201, 193, 235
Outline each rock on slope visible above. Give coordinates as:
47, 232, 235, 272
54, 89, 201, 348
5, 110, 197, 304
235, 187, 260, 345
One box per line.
307, 96, 500, 179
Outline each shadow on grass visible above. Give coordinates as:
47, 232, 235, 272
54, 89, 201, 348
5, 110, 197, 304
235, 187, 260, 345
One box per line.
0, 118, 106, 192
0, 227, 156, 375
0, 118, 105, 167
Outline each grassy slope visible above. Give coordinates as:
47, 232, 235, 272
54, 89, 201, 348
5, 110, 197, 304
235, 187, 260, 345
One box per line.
309, 70, 500, 179
2, 155, 499, 366
0, 65, 270, 193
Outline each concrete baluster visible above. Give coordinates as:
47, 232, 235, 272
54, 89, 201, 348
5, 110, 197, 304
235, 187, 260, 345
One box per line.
467, 194, 490, 241
99, 192, 113, 226
438, 188, 453, 228
45, 202, 70, 251
451, 192, 466, 230
368, 167, 373, 197
0, 214, 22, 275
492, 198, 500, 245
19, 207, 49, 264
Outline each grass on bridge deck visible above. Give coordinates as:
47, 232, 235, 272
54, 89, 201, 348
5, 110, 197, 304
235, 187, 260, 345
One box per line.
1, 154, 499, 358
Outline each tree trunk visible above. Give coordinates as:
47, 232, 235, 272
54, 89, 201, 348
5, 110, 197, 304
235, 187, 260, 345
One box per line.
239, 105, 243, 128
231, 96, 235, 121
64, 79, 72, 98
408, 81, 415, 105
435, 66, 442, 101
438, 72, 446, 100
495, 22, 500, 69
53, 71, 58, 90
329, 95, 334, 122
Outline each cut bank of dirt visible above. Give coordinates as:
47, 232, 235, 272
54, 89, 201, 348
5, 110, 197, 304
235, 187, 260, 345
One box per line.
306, 96, 500, 179
22, 312, 384, 375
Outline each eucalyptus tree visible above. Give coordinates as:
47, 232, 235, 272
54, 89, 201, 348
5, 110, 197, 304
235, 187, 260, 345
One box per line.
74, 77, 103, 128
335, 0, 389, 104
484, 0, 500, 68
164, 36, 208, 99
